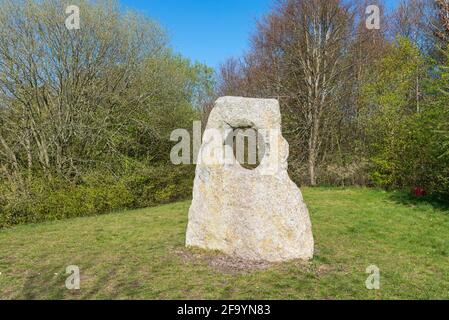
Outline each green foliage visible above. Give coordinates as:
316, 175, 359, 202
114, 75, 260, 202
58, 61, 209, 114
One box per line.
0, 164, 195, 228
122, 164, 195, 208
360, 38, 449, 200
0, 0, 214, 227
0, 176, 131, 227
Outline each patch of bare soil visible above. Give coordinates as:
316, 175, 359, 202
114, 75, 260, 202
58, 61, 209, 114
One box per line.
173, 248, 276, 274
315, 264, 335, 277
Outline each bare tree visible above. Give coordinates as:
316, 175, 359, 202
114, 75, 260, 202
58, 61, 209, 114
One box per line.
248, 0, 355, 185
389, 0, 441, 53
435, 0, 449, 42
0, 0, 166, 187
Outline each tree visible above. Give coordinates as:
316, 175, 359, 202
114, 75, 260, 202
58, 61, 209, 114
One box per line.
435, 0, 449, 42
361, 38, 429, 188
0, 0, 213, 188
215, 0, 447, 196
219, 0, 357, 185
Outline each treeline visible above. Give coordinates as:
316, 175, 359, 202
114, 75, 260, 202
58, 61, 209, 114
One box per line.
0, 0, 214, 227
1, 0, 448, 228
216, 0, 449, 200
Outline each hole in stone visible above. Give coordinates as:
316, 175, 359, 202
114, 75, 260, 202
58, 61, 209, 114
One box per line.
224, 126, 266, 170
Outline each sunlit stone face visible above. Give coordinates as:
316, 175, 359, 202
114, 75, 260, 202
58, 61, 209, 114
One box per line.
186, 96, 314, 262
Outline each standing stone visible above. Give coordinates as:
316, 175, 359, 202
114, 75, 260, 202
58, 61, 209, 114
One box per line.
186, 97, 314, 262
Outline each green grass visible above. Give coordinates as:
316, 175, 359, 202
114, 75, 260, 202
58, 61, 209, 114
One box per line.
1, 187, 448, 300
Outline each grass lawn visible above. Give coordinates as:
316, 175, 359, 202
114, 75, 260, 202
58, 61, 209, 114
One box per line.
0, 187, 448, 300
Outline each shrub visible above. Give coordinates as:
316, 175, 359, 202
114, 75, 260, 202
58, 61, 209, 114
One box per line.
0, 164, 195, 228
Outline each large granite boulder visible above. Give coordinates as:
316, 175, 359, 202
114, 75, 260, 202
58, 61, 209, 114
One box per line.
186, 96, 314, 262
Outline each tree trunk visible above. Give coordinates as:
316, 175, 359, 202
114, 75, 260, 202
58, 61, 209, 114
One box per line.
308, 137, 317, 186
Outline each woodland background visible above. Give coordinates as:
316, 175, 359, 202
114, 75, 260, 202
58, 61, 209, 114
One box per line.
0, 0, 448, 227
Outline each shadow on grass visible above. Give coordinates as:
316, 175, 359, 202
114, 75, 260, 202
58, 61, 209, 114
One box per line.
388, 190, 449, 213
19, 263, 124, 299
21, 267, 69, 300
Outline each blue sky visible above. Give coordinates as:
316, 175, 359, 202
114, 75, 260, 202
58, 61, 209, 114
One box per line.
120, 0, 399, 69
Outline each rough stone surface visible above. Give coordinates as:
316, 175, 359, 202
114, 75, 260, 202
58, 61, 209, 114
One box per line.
186, 96, 314, 262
